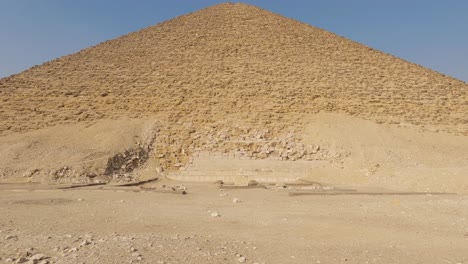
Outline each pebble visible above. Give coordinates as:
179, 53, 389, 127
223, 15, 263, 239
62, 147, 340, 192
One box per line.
25, 248, 35, 256
80, 240, 91, 246
237, 256, 246, 263
211, 211, 221, 217
15, 257, 28, 263
68, 248, 78, 252
232, 198, 241, 203
30, 253, 46, 261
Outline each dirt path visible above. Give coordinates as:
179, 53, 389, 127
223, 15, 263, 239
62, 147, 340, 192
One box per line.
1, 183, 467, 264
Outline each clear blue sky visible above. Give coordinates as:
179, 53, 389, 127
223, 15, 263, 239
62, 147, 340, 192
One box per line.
1, 0, 467, 82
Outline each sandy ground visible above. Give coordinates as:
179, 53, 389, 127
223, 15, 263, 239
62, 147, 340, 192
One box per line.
1, 182, 467, 264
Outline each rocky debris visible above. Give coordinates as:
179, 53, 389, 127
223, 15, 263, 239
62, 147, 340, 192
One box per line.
50, 166, 72, 180
237, 256, 247, 263
105, 143, 152, 181
152, 120, 343, 172
232, 198, 241, 203
176, 129, 328, 167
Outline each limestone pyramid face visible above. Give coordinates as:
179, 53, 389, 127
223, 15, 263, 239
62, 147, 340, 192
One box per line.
1, 2, 467, 135
0, 3, 467, 186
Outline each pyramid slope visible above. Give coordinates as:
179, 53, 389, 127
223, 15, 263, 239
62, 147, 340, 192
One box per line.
0, 3, 467, 173
1, 3, 467, 135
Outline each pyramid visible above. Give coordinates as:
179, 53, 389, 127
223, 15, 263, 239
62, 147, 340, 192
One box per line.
0, 3, 467, 180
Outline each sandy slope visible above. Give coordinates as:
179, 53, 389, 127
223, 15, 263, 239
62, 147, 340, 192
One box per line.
1, 113, 467, 193
301, 113, 468, 193
0, 118, 159, 183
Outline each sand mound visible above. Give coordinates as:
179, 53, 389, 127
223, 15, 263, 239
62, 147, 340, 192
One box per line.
302, 113, 468, 193
0, 118, 159, 183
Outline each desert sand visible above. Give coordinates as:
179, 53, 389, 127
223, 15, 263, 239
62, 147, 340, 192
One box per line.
0, 2, 467, 264
1, 182, 467, 264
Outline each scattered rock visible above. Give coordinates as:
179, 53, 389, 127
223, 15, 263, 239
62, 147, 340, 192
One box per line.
237, 256, 246, 263
232, 198, 241, 203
